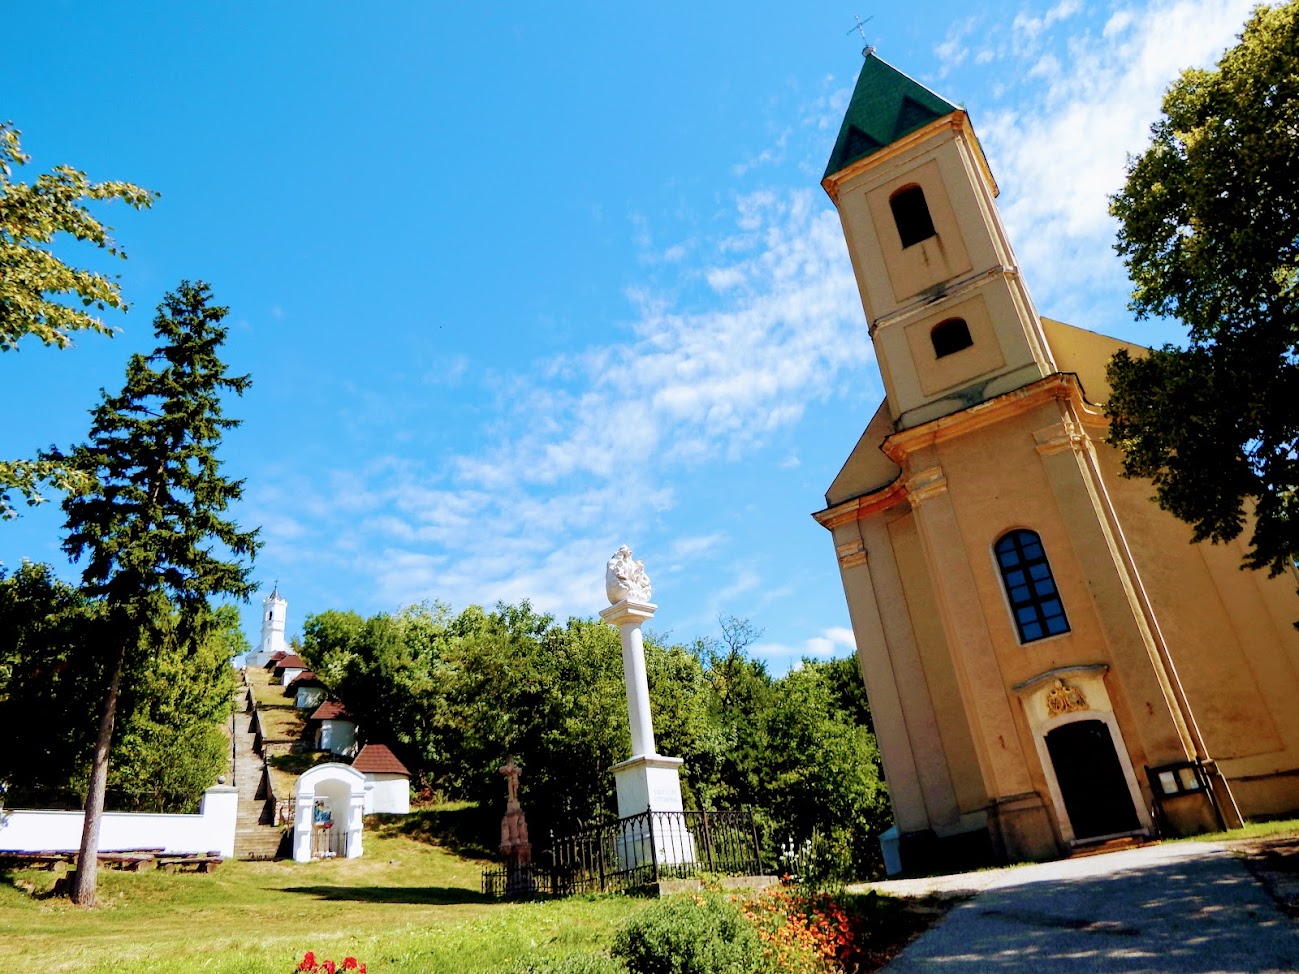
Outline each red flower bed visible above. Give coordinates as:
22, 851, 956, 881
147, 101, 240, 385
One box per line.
296, 951, 366, 974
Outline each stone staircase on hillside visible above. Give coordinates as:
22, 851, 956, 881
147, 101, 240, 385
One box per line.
232, 683, 285, 860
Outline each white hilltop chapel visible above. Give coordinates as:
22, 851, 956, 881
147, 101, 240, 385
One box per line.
247, 585, 288, 668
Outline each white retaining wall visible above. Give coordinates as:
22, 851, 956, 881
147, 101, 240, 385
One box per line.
364, 774, 410, 815
0, 785, 238, 858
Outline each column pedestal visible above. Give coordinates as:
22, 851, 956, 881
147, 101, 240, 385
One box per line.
610, 755, 696, 868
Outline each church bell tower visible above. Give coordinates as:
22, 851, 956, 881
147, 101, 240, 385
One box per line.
253, 584, 288, 666
822, 52, 1056, 430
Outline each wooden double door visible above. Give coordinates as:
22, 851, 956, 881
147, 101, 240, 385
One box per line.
1045, 719, 1141, 841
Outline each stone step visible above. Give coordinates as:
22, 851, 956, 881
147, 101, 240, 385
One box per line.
1068, 834, 1152, 859
235, 831, 285, 860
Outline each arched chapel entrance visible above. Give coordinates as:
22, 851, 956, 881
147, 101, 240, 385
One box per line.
1014, 665, 1152, 846
292, 763, 366, 862
1045, 719, 1141, 840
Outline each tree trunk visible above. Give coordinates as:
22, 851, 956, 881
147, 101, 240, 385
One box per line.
70, 638, 128, 907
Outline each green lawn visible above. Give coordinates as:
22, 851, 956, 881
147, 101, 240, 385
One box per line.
0, 827, 647, 974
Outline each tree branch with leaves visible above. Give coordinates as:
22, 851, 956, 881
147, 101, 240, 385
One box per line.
1106, 0, 1299, 580
0, 121, 157, 516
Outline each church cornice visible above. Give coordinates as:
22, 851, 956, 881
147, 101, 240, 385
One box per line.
812, 477, 909, 531
812, 372, 1108, 531
868, 264, 1023, 338
821, 111, 998, 206
881, 372, 1097, 464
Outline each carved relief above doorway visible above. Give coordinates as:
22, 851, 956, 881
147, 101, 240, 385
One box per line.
1012, 665, 1152, 844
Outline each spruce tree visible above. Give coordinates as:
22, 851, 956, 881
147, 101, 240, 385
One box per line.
51, 280, 259, 906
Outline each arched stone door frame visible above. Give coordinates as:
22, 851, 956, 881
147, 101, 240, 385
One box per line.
1013, 664, 1152, 844
292, 763, 366, 862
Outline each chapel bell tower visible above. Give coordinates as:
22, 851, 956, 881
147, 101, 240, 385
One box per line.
822, 52, 1056, 430
256, 584, 288, 664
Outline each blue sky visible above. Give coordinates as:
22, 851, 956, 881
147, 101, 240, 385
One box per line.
2, 1, 1258, 669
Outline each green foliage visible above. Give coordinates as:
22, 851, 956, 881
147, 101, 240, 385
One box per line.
54, 280, 260, 620
0, 567, 243, 812
301, 604, 889, 877
0, 562, 106, 806
611, 893, 766, 974
0, 122, 156, 351
756, 662, 887, 881
0, 121, 157, 516
107, 606, 242, 811
1107, 0, 1299, 578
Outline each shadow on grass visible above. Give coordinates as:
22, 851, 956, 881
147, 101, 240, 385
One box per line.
0, 868, 65, 900
280, 884, 491, 905
367, 805, 497, 859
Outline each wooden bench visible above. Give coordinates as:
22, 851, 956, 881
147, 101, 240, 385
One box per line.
97, 852, 157, 871
155, 852, 224, 873
0, 851, 76, 870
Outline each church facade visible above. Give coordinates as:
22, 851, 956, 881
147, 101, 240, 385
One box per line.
814, 54, 1299, 873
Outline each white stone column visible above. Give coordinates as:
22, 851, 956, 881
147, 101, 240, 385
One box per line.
601, 599, 658, 757
199, 784, 239, 859
601, 547, 695, 868
293, 795, 314, 862
346, 789, 364, 859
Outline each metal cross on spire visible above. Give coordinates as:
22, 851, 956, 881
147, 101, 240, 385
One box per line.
848, 14, 875, 58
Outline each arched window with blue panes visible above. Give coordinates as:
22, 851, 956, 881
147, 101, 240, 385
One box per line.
995, 529, 1070, 643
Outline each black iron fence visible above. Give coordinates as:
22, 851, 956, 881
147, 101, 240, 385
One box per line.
482, 808, 764, 898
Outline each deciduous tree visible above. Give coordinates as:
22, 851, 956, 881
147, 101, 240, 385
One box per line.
51, 281, 258, 905
1107, 0, 1299, 579
0, 563, 106, 807
0, 122, 156, 515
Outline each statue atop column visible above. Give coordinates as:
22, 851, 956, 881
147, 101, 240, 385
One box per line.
600, 547, 695, 869
606, 545, 652, 604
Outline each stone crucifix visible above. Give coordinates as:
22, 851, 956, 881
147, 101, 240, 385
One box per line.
498, 755, 530, 866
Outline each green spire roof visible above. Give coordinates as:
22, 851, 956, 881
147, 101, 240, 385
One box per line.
823, 52, 959, 180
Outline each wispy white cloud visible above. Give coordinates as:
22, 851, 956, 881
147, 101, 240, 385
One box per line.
251, 181, 871, 622
755, 625, 857, 673
934, 17, 978, 77
976, 0, 1257, 329
1012, 0, 1082, 46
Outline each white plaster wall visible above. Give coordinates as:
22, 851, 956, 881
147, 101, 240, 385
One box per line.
295, 687, 326, 709
318, 720, 357, 756
280, 666, 306, 688
364, 775, 410, 814
0, 786, 238, 858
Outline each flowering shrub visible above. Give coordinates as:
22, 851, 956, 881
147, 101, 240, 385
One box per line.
738, 885, 858, 974
295, 951, 367, 974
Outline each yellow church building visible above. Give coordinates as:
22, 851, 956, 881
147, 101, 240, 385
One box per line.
813, 53, 1299, 873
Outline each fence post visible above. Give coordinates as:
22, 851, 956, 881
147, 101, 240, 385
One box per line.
747, 807, 762, 873
700, 809, 715, 873
548, 830, 558, 897
597, 824, 607, 893
647, 806, 659, 885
